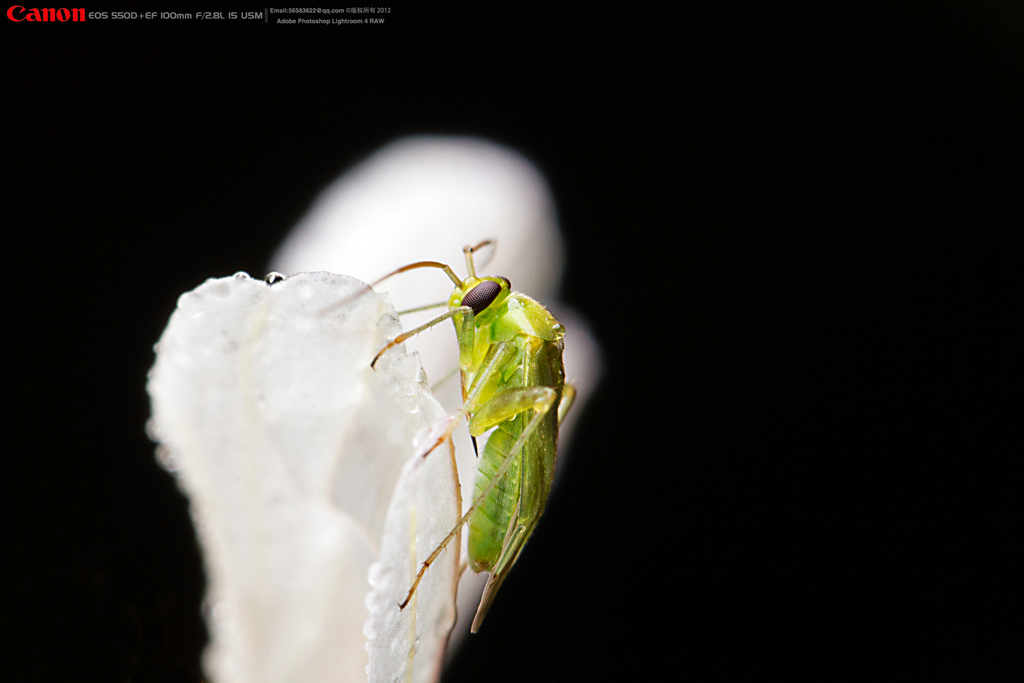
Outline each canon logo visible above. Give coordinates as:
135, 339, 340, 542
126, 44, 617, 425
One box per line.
7, 5, 85, 21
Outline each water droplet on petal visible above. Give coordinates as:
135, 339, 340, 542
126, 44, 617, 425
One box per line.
264, 272, 286, 285
145, 418, 163, 442
154, 444, 179, 472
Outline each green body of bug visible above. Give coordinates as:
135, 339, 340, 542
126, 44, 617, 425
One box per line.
369, 241, 575, 632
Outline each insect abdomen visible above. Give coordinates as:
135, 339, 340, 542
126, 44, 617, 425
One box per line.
467, 417, 524, 572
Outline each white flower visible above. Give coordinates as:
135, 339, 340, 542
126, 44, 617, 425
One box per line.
147, 137, 600, 683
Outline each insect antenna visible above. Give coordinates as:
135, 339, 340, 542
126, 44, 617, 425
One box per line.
374, 260, 463, 288
463, 239, 497, 278
319, 261, 463, 317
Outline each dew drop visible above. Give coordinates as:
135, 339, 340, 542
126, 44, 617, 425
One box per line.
145, 417, 163, 442
264, 271, 286, 285
154, 444, 179, 472
233, 271, 250, 280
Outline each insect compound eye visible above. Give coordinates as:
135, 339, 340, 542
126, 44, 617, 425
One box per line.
462, 280, 503, 315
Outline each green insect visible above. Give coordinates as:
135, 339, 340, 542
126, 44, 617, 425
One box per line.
368, 240, 576, 633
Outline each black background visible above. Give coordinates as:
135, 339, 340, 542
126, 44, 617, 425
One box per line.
3, 3, 1019, 681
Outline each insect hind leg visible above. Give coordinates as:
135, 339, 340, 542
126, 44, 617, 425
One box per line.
398, 385, 557, 612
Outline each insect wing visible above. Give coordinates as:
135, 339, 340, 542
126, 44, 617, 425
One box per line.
470, 339, 564, 632
471, 498, 536, 632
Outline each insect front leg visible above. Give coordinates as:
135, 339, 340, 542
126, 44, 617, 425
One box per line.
371, 305, 473, 368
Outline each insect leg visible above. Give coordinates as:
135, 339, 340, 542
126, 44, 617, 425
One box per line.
466, 386, 559, 632
398, 495, 474, 610
396, 300, 449, 316
410, 341, 517, 461
371, 305, 473, 368
467, 386, 558, 435
398, 388, 552, 613
319, 261, 463, 317
429, 366, 460, 392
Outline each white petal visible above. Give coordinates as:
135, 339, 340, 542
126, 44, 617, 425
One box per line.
365, 437, 461, 683
147, 272, 453, 683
